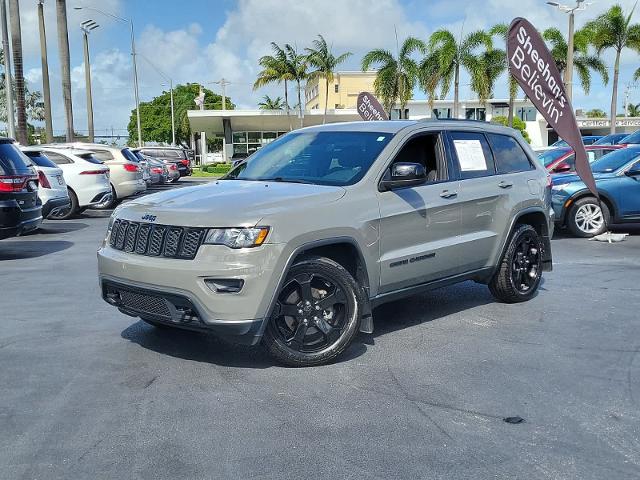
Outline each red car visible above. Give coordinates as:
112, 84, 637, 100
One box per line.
538, 145, 624, 173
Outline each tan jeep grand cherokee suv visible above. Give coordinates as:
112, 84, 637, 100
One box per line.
98, 120, 553, 366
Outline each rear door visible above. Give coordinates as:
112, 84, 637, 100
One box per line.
0, 143, 40, 214
619, 159, 640, 219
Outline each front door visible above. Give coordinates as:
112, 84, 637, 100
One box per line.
619, 160, 640, 219
377, 131, 462, 293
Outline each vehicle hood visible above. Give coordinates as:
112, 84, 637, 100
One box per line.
551, 171, 616, 185
115, 180, 347, 227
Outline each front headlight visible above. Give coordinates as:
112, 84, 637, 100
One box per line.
203, 227, 270, 249
551, 183, 571, 191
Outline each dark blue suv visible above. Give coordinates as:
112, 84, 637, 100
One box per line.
551, 146, 640, 237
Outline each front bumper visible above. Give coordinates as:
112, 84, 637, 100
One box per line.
97, 242, 286, 344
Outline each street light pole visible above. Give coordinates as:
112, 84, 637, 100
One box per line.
546, 0, 588, 103
81, 20, 98, 142
0, 0, 15, 139
74, 6, 142, 146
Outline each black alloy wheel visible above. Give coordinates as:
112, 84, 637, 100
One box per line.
263, 256, 363, 367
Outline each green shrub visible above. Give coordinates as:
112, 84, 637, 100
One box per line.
491, 115, 531, 143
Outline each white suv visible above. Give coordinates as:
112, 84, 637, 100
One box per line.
36, 147, 111, 219
63, 143, 147, 208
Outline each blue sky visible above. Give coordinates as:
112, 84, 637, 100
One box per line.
14, 0, 640, 138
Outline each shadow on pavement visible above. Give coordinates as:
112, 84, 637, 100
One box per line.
121, 321, 277, 369
0, 240, 74, 260
371, 281, 494, 339
32, 222, 89, 235
121, 318, 368, 368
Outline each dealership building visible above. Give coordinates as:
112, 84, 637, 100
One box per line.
187, 71, 640, 162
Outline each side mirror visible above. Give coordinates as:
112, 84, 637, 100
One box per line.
379, 162, 427, 191
553, 162, 571, 173
624, 167, 640, 177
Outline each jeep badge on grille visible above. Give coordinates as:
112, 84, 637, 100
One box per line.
141, 214, 157, 222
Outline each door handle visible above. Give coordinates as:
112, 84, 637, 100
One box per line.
498, 181, 513, 189
440, 190, 458, 199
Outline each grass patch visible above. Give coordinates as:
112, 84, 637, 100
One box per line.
191, 164, 232, 177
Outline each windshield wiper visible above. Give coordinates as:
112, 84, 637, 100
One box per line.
260, 177, 314, 184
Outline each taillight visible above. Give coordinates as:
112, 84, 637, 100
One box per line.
37, 170, 51, 189
80, 170, 108, 175
123, 163, 140, 172
151, 167, 163, 174
180, 159, 189, 166
0, 175, 33, 192
168, 164, 177, 170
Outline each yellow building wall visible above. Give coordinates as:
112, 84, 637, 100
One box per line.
305, 72, 376, 110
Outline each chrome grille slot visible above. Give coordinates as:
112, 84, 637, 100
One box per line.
148, 225, 166, 256
180, 229, 204, 259
135, 223, 151, 254
163, 227, 183, 257
109, 220, 205, 260
114, 221, 128, 250
124, 222, 138, 252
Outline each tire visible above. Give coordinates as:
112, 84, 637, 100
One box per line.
170, 177, 180, 183
566, 197, 609, 238
51, 188, 79, 220
262, 256, 364, 367
489, 224, 544, 303
91, 185, 116, 210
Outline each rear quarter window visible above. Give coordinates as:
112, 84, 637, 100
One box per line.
24, 151, 58, 168
43, 151, 73, 165
0, 143, 34, 174
486, 133, 534, 174
78, 153, 104, 165
92, 150, 115, 162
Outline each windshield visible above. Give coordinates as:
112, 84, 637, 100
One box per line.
591, 148, 640, 173
593, 134, 627, 145
24, 151, 57, 168
620, 131, 640, 144
224, 131, 393, 186
538, 148, 570, 167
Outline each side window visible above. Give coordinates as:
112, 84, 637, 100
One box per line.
449, 131, 495, 180
44, 152, 72, 164
92, 150, 114, 162
486, 133, 534, 174
391, 133, 448, 183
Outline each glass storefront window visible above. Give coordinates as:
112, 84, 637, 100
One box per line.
248, 144, 261, 154
233, 144, 248, 154
232, 132, 247, 143
248, 132, 261, 143
263, 132, 277, 144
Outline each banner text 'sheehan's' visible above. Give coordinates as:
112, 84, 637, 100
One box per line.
510, 26, 567, 124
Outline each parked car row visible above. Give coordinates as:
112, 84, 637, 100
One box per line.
536, 141, 640, 238
1, 139, 193, 240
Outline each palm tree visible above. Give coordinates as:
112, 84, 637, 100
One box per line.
284, 44, 307, 128
56, 0, 74, 141
305, 35, 352, 124
424, 29, 492, 118
628, 103, 640, 117
489, 23, 518, 127
258, 95, 285, 110
361, 36, 425, 117
8, 0, 26, 144
583, 4, 640, 134
542, 27, 609, 95
254, 43, 294, 130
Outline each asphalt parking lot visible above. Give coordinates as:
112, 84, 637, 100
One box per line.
1, 180, 640, 480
